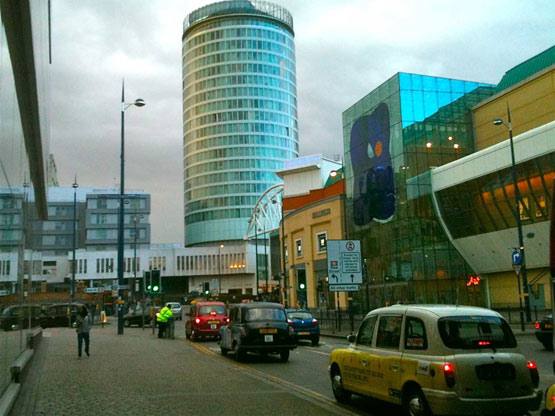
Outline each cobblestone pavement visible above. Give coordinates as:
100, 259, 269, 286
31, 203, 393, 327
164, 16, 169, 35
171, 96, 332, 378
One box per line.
11, 320, 349, 416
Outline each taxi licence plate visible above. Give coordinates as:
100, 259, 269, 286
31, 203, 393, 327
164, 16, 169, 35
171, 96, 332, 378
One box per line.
298, 331, 310, 335
260, 328, 277, 334
211, 324, 217, 329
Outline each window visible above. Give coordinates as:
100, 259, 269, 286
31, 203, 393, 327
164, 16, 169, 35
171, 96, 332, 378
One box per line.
376, 315, 403, 349
284, 244, 288, 262
519, 197, 530, 220
438, 316, 516, 349
536, 194, 546, 217
357, 315, 377, 346
316, 232, 327, 253
295, 239, 302, 257
404, 317, 427, 350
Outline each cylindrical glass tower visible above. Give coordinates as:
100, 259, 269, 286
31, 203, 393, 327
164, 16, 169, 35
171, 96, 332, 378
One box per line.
183, 1, 298, 246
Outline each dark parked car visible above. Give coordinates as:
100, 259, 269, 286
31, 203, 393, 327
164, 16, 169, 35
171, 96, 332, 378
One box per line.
186, 301, 228, 340
219, 302, 296, 362
535, 313, 553, 350
286, 309, 320, 346
40, 303, 85, 328
1, 305, 44, 331
123, 307, 151, 327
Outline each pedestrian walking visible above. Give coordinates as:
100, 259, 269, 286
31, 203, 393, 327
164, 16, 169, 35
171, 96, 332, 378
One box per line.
157, 304, 173, 338
75, 305, 91, 358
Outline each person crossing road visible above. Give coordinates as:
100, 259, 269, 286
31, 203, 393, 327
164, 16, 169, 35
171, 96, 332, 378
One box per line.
157, 304, 173, 338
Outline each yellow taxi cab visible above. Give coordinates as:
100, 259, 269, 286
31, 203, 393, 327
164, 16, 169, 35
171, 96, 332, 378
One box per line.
329, 305, 542, 416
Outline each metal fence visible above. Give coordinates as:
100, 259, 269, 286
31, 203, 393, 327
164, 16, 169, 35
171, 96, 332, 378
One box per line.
311, 305, 552, 336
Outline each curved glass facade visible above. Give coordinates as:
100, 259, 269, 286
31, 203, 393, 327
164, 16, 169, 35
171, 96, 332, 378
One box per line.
183, 1, 298, 245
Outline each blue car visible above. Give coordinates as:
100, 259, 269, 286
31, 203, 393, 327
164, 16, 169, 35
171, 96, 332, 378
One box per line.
286, 309, 320, 346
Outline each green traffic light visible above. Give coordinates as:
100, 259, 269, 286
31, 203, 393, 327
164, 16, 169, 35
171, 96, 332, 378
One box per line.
153, 285, 159, 292
147, 285, 152, 290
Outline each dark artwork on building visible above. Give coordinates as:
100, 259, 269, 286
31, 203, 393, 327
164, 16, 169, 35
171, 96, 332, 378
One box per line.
350, 103, 395, 226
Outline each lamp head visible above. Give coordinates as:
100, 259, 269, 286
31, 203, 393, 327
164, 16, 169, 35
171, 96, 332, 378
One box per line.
72, 182, 78, 189
493, 118, 504, 126
134, 98, 146, 107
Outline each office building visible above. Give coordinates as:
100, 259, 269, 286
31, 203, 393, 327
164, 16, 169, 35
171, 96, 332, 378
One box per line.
182, 1, 298, 246
343, 72, 496, 309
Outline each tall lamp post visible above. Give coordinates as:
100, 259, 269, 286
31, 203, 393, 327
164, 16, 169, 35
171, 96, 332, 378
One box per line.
218, 244, 224, 295
493, 105, 531, 329
71, 178, 78, 304
118, 81, 145, 335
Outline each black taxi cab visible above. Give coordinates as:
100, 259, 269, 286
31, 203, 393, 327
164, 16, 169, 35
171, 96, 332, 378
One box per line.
329, 305, 542, 416
219, 302, 296, 362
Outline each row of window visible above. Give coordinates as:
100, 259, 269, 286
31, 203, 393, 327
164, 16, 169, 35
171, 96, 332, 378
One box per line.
33, 220, 72, 231
184, 134, 297, 154
184, 73, 295, 98
185, 109, 297, 131
87, 197, 146, 210
88, 214, 147, 225
184, 158, 288, 178
185, 199, 253, 215
0, 214, 20, 225
0, 198, 22, 209
149, 256, 166, 271
185, 182, 276, 202
86, 229, 146, 240
184, 86, 296, 111
184, 97, 296, 121
185, 171, 278, 191
0, 230, 21, 241
34, 235, 71, 246
185, 208, 253, 224
184, 61, 295, 88
184, 121, 298, 142
184, 146, 295, 167
291, 232, 328, 260
183, 50, 295, 77
47, 206, 75, 217
184, 38, 295, 63
187, 18, 292, 38
176, 253, 246, 271
185, 26, 293, 50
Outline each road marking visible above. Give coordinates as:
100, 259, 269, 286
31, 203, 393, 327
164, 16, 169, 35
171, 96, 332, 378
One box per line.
185, 339, 358, 416
307, 349, 331, 356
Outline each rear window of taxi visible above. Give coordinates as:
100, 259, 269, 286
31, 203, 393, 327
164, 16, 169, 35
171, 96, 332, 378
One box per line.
438, 315, 516, 349
246, 308, 286, 322
199, 305, 226, 315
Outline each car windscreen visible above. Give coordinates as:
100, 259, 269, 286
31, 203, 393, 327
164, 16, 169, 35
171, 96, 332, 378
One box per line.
246, 308, 286, 322
438, 315, 516, 349
287, 312, 312, 320
198, 305, 226, 315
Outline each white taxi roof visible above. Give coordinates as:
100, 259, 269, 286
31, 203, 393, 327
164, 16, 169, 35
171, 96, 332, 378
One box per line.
368, 304, 502, 319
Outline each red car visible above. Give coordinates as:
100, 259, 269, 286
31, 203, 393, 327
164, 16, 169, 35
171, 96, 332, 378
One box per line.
185, 301, 228, 341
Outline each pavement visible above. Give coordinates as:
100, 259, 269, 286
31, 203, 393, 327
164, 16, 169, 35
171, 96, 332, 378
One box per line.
9, 319, 348, 416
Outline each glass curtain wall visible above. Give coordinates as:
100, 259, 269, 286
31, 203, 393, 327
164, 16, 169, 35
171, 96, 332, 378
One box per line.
0, 1, 50, 395
183, 1, 298, 245
343, 73, 495, 312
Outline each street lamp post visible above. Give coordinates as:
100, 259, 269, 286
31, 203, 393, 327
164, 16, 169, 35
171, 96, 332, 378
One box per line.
218, 244, 224, 295
493, 105, 531, 330
118, 81, 145, 335
71, 178, 78, 305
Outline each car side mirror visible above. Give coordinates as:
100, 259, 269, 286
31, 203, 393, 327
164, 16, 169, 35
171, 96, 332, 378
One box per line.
347, 334, 356, 343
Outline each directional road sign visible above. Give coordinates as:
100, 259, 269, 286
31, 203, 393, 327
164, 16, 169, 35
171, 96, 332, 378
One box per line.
327, 240, 362, 288
512, 250, 522, 265
512, 264, 522, 276
329, 284, 360, 292
84, 287, 105, 294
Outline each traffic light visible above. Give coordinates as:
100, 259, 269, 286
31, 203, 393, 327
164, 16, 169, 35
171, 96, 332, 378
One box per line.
203, 282, 210, 295
151, 269, 161, 293
297, 273, 306, 291
144, 271, 152, 291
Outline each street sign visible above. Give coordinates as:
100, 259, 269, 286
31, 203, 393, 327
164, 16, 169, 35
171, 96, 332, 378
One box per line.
327, 240, 362, 285
83, 287, 105, 294
117, 284, 131, 290
512, 250, 522, 265
329, 284, 360, 292
512, 264, 522, 276
0, 290, 10, 296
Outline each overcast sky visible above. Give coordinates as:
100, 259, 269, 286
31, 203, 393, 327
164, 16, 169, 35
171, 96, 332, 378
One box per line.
49, 0, 554, 245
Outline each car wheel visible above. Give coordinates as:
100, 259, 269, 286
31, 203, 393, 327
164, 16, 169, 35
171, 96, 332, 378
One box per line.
234, 343, 245, 362
403, 386, 430, 416
331, 365, 351, 403
311, 336, 319, 346
220, 346, 228, 356
191, 329, 197, 341
185, 328, 191, 339
541, 341, 554, 351
279, 349, 290, 362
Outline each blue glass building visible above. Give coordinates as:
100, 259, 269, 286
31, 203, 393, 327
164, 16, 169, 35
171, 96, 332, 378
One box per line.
182, 1, 298, 246
343, 73, 496, 308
